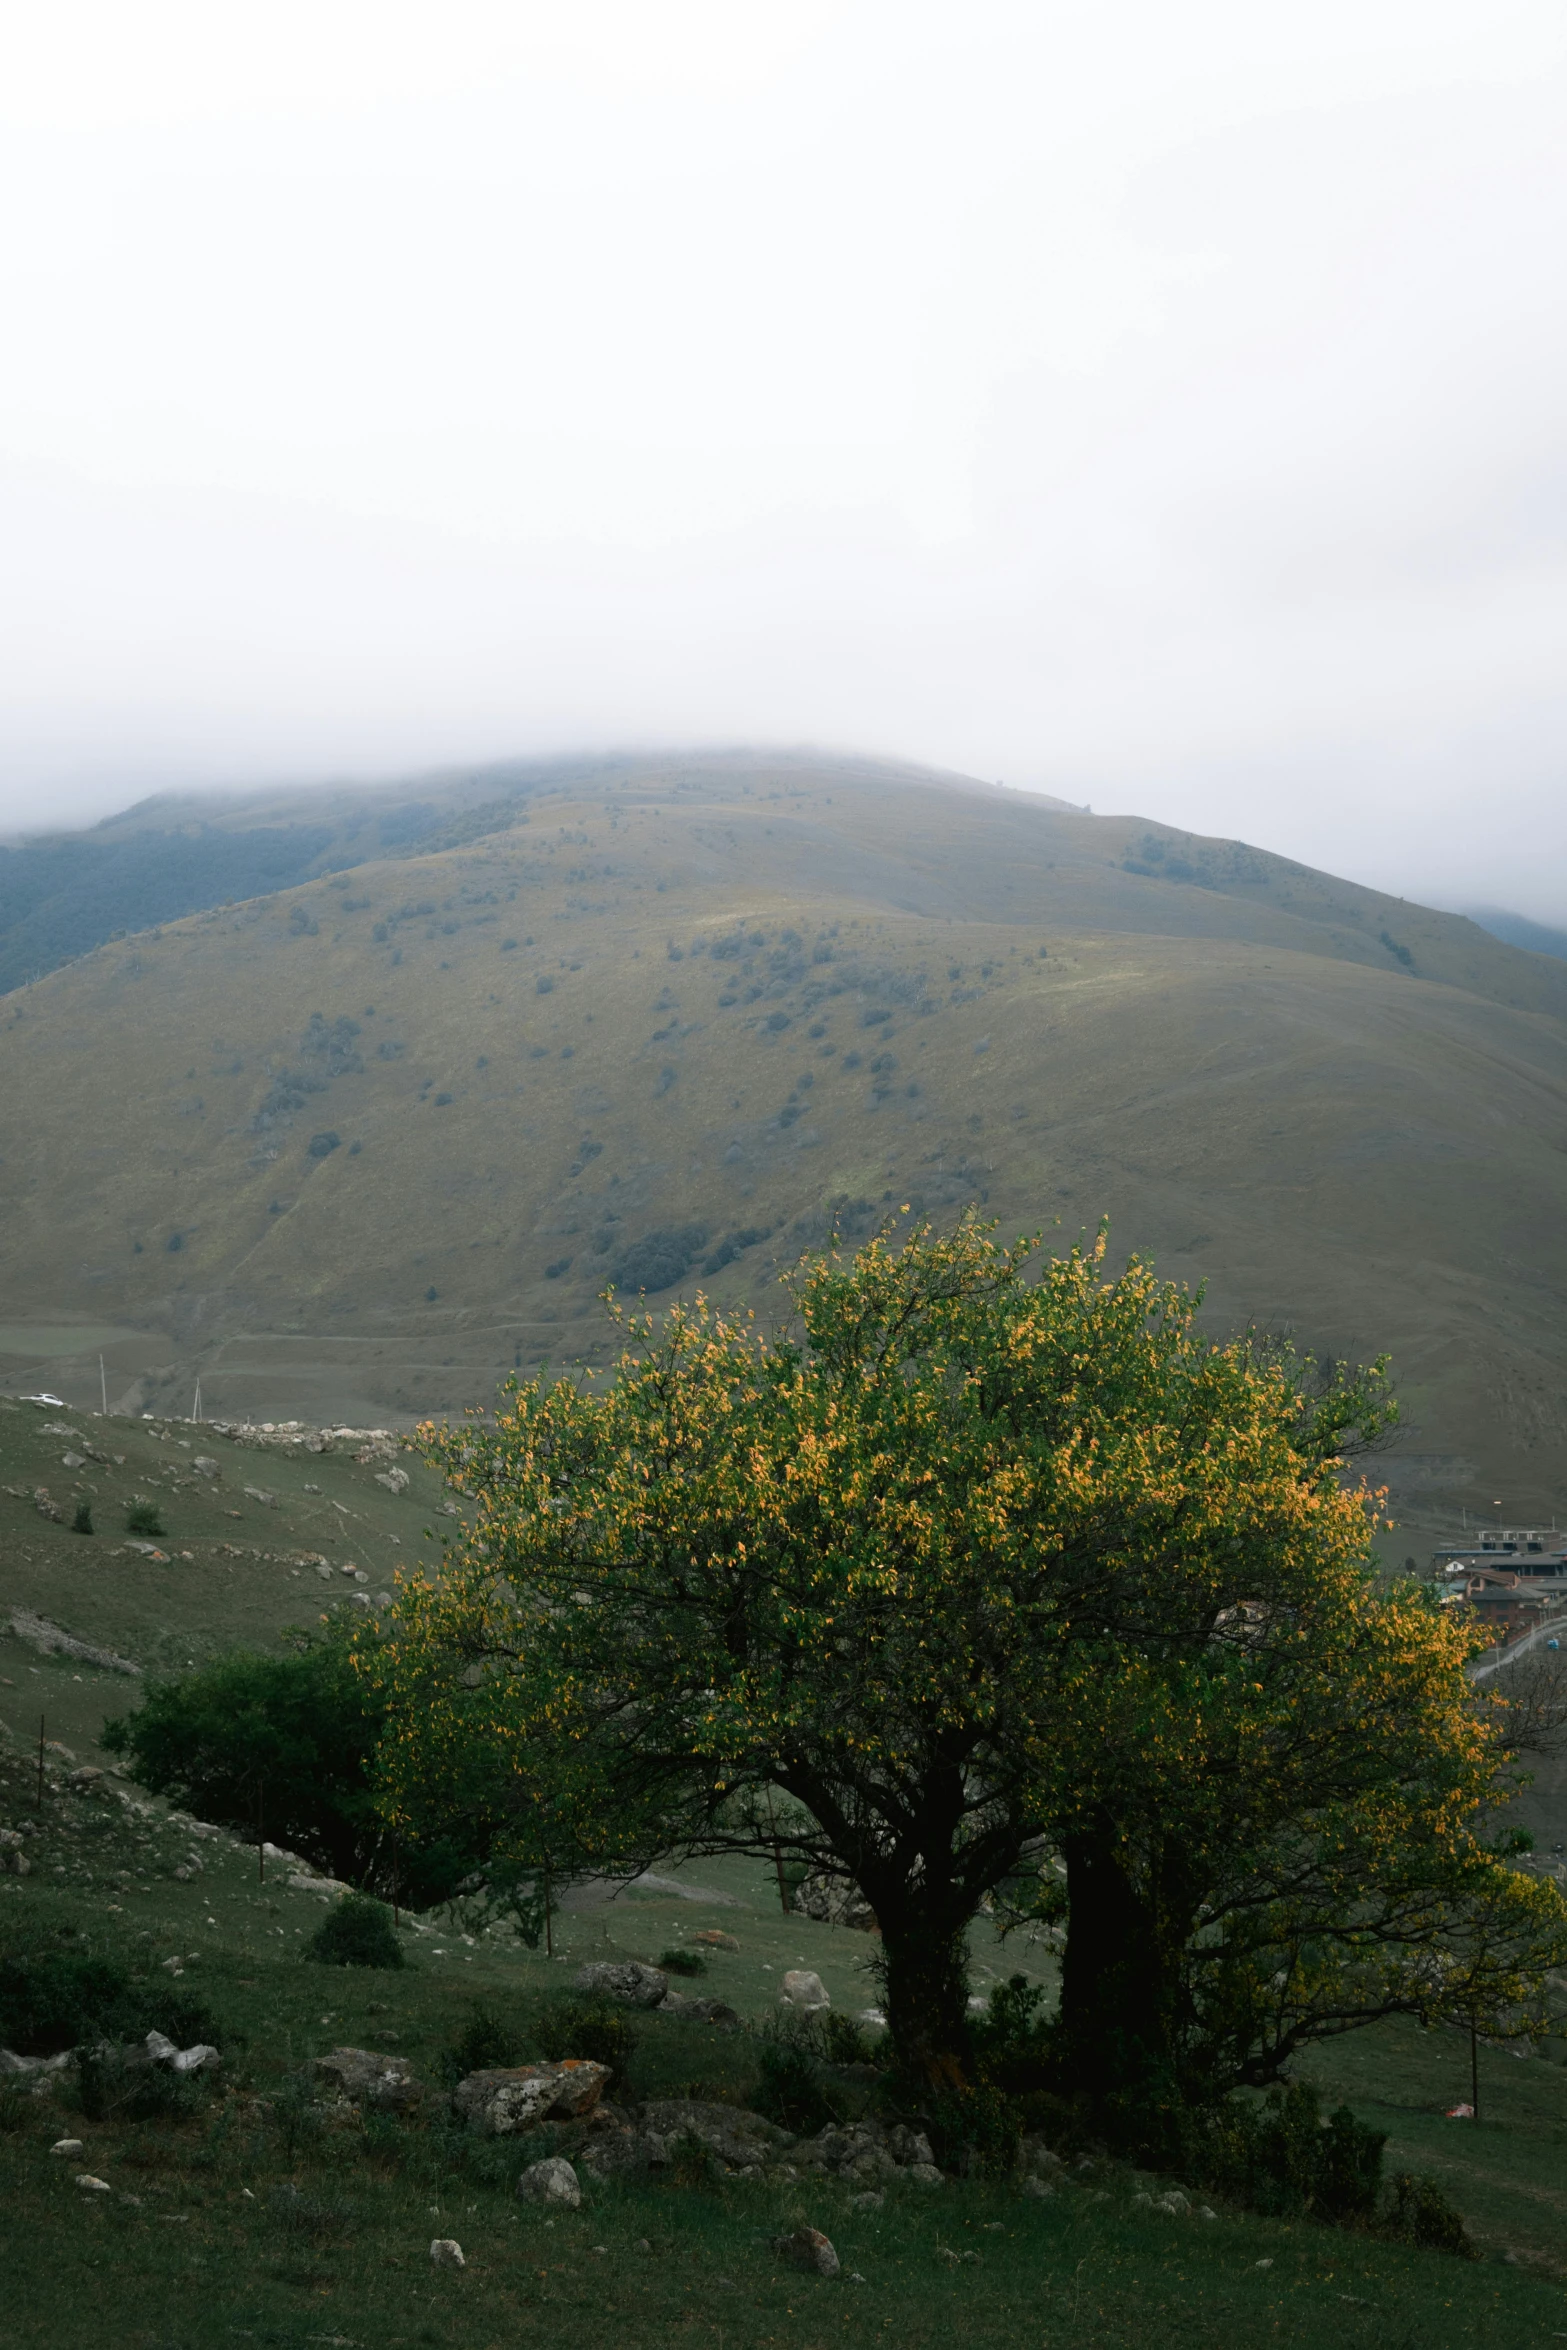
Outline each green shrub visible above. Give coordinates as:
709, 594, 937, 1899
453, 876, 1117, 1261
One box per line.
77, 2044, 212, 2124
972, 1972, 1052, 2094
1193, 2082, 1385, 2224
657, 1946, 708, 1977
125, 1500, 165, 1537
304, 1894, 404, 1970
753, 2033, 840, 2134
1382, 2171, 1476, 2258
71, 1501, 94, 1535
537, 1998, 636, 2090
0, 1940, 216, 2058
821, 2011, 881, 2066
443, 2003, 522, 2083
103, 1630, 479, 1907
922, 2081, 1022, 2178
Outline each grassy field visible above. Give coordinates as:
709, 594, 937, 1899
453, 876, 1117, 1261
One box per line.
5, 1368, 1567, 2349
5, 1731, 1567, 2350
0, 1396, 448, 1757
0, 752, 1563, 1550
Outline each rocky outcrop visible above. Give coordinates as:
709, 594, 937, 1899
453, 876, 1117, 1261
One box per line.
452, 2059, 611, 2135
570, 1959, 672, 2008
313, 2047, 424, 2113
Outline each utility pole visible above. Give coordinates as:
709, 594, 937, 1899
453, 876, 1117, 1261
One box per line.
192, 1379, 201, 1423
99, 1355, 108, 1415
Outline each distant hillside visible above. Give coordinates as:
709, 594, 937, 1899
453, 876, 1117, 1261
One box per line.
0, 752, 624, 993
2, 749, 1565, 1551
1465, 906, 1567, 963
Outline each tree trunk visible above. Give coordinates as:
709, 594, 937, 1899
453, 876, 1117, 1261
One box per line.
877, 1903, 975, 2087
1055, 1819, 1195, 2128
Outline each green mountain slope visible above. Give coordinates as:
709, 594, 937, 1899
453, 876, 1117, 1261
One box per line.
2, 751, 1564, 1554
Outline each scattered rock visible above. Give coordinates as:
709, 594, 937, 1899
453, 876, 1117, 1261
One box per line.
32, 1487, 62, 1521
287, 1870, 353, 1898
517, 2156, 581, 2208
452, 2060, 611, 2135
375, 1468, 410, 1494
581, 2099, 792, 2181
657, 1991, 740, 2026
142, 2029, 222, 2073
774, 2225, 840, 2278
75, 2174, 112, 2192
313, 2047, 424, 2113
906, 2163, 944, 2188
779, 1968, 830, 2013
571, 1959, 670, 2008
850, 2190, 885, 2211
1021, 2177, 1054, 2199
792, 1873, 878, 1932
693, 1930, 740, 1951
1, 2048, 73, 2078
50, 2139, 84, 2155
8, 1609, 140, 1675
429, 2238, 465, 2268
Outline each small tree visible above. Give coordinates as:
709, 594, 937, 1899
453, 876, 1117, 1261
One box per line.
105, 1619, 475, 1905
376, 1217, 1567, 2106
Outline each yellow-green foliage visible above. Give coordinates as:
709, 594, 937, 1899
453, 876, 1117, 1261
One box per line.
367, 1218, 1567, 2098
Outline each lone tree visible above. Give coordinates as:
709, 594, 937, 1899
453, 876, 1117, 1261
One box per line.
372, 1218, 1567, 2118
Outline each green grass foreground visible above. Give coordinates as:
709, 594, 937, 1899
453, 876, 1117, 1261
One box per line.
5, 1910, 1567, 2348
5, 1722, 1567, 2347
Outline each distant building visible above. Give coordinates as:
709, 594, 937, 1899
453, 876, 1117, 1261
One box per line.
1433, 1527, 1567, 1579
1432, 1527, 1567, 1644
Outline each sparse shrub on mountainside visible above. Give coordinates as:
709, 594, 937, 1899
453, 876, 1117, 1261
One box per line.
441, 2002, 523, 2083
71, 1501, 93, 1534
307, 1131, 340, 1157
536, 1999, 636, 2090
614, 1223, 707, 1293
1381, 2169, 1476, 2256
305, 1893, 404, 1969
0, 1933, 215, 2058
125, 1501, 165, 1537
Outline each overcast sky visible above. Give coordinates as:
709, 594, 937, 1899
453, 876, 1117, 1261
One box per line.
3, 1, 1565, 918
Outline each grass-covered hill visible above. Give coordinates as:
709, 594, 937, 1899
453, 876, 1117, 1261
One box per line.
1, 749, 1564, 1551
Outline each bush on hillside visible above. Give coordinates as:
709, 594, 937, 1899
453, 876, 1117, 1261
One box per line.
103, 1629, 479, 1907
536, 1999, 636, 2091
305, 1893, 404, 1970
657, 1947, 707, 1976
1191, 2081, 1386, 2224
441, 2003, 522, 2083
1382, 2170, 1476, 2256
0, 1936, 216, 2058
125, 1501, 165, 1537
71, 1502, 93, 1535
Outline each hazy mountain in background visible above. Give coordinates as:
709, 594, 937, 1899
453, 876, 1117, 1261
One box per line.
1464, 907, 1567, 963
1, 748, 1563, 1566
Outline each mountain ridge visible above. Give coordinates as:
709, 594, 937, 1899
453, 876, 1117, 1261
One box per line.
2, 749, 1564, 1561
